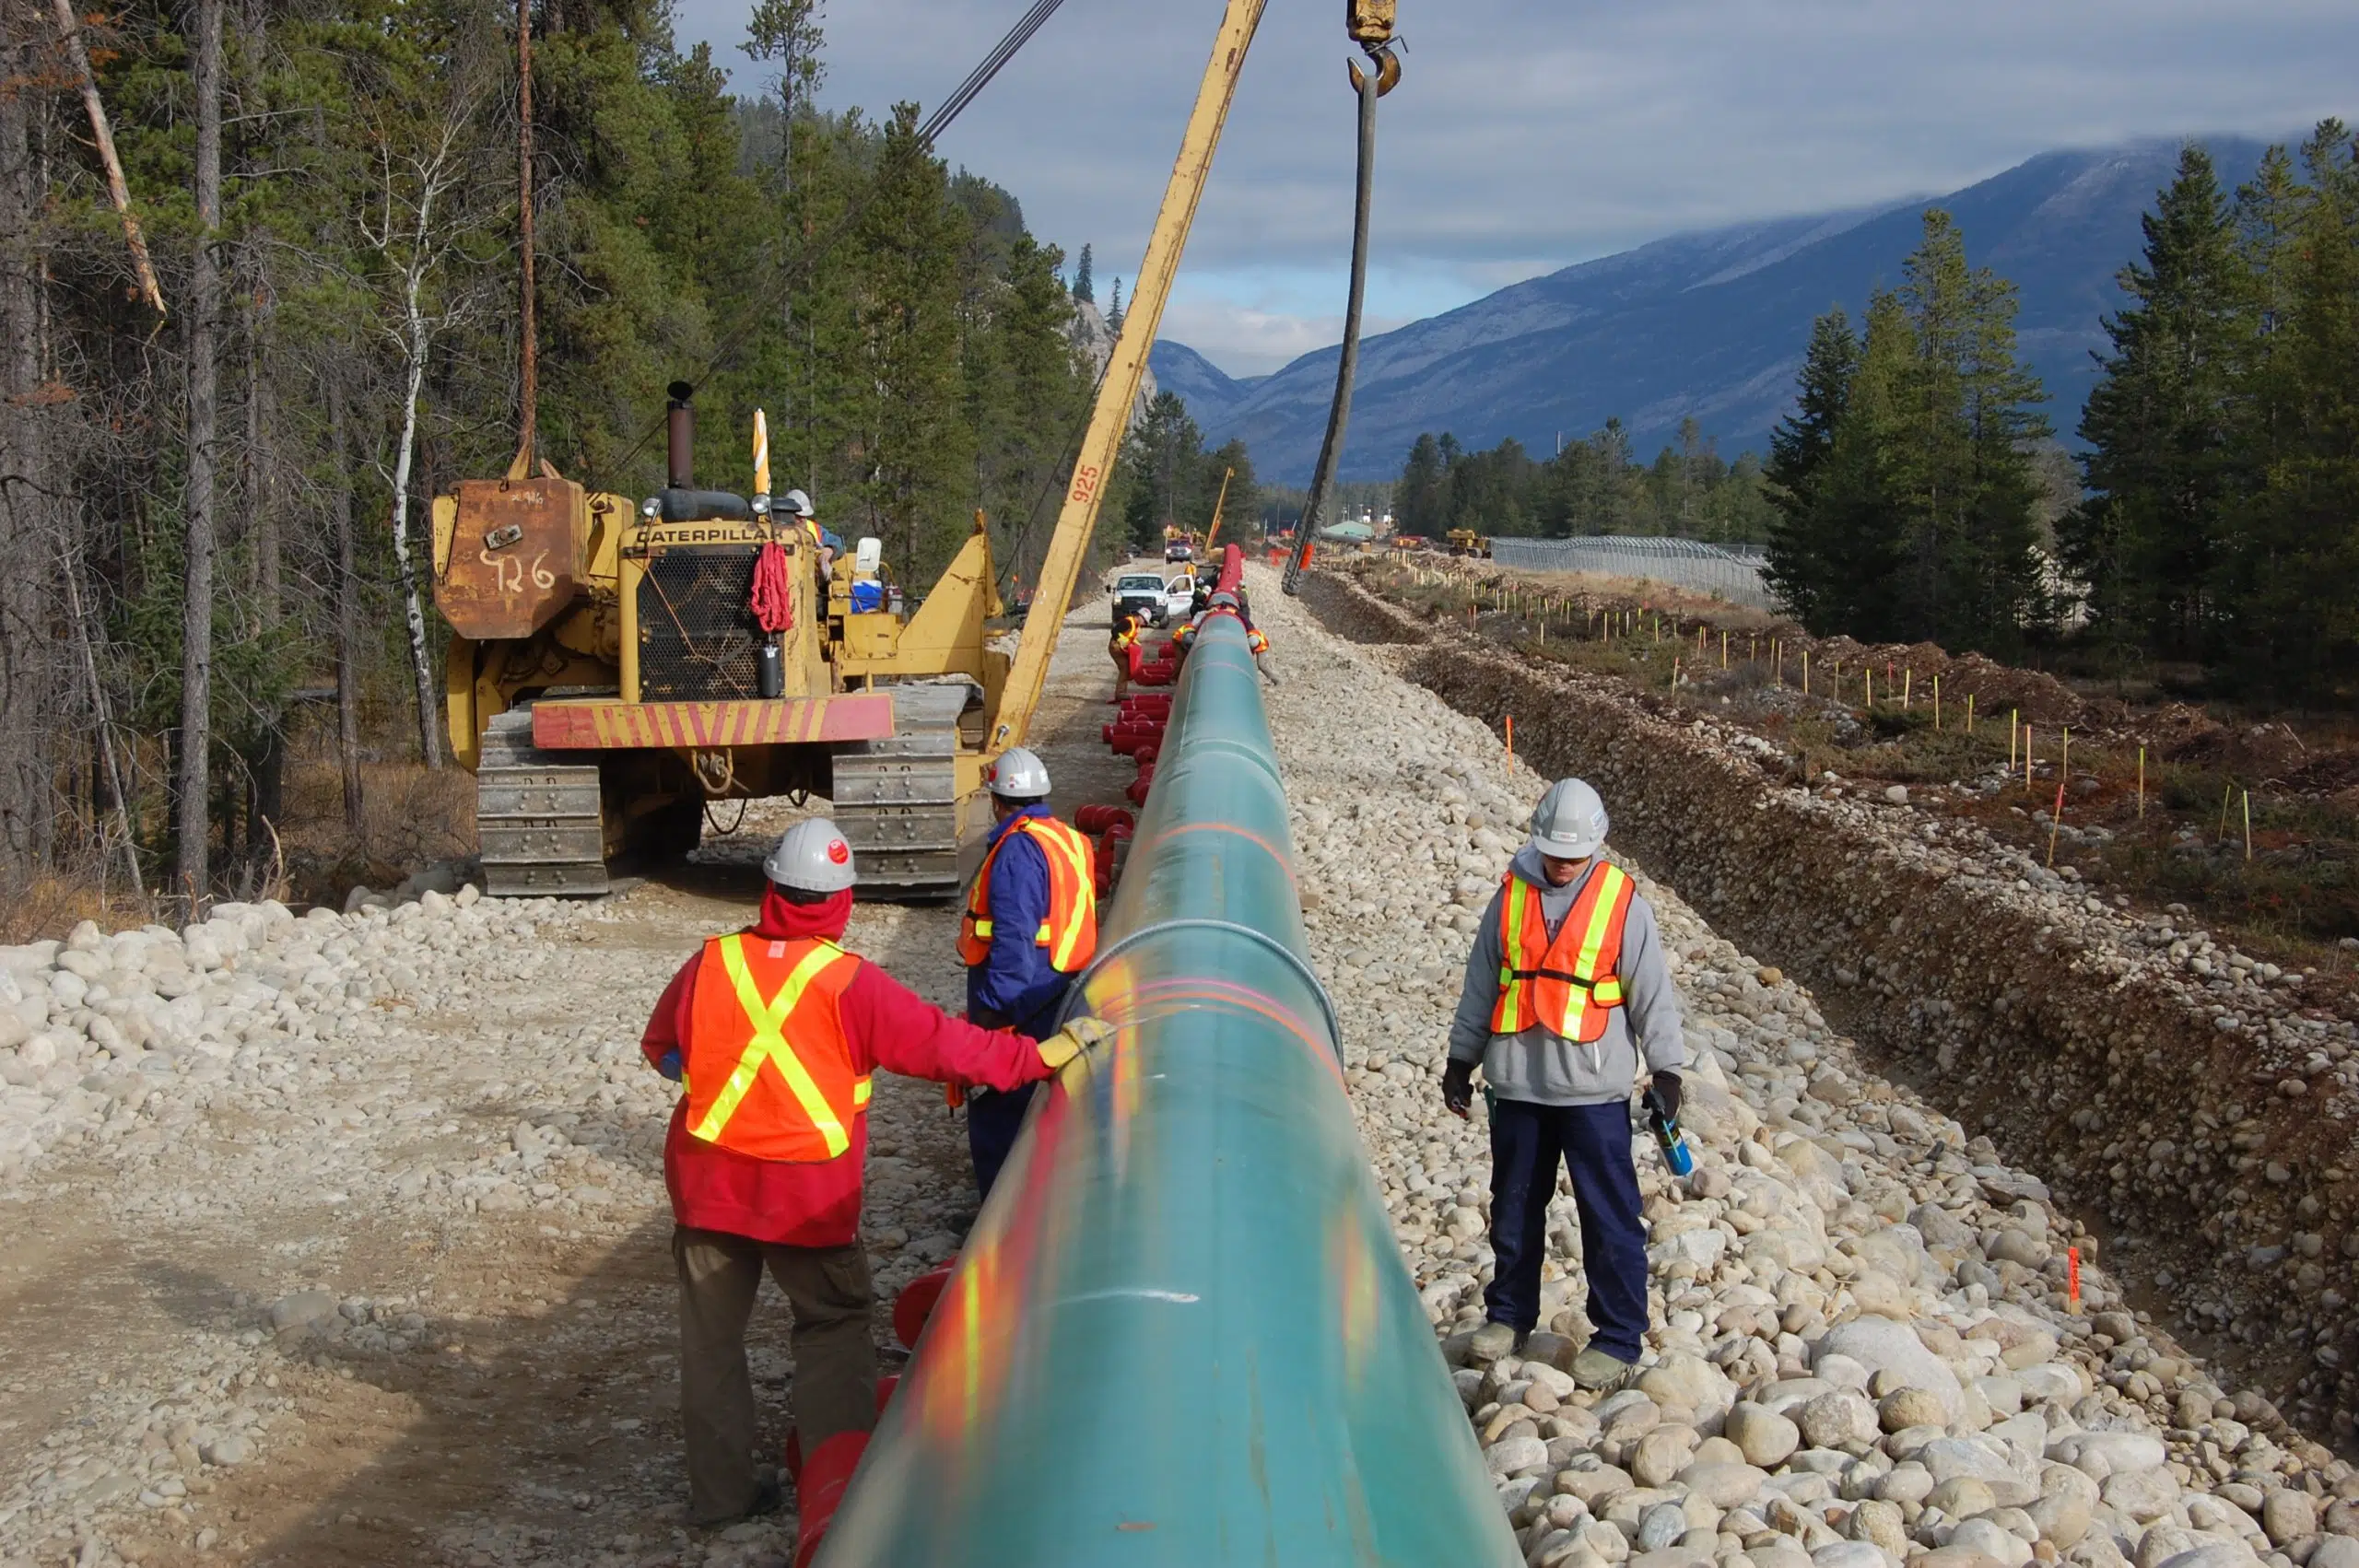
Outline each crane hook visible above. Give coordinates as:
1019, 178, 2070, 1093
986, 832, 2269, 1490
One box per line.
1345, 0, 1402, 96
1346, 46, 1402, 98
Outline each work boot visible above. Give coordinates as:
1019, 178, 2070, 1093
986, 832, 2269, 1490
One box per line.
1571, 1347, 1640, 1393
1468, 1320, 1518, 1363
697, 1473, 783, 1528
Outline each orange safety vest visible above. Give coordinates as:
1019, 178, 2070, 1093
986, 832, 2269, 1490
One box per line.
1111, 622, 1140, 651
682, 932, 869, 1161
957, 815, 1098, 973
1247, 627, 1269, 656
1490, 862, 1635, 1041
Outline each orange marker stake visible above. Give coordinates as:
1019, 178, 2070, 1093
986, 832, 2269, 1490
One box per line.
2068, 1246, 2082, 1314
1505, 715, 1515, 770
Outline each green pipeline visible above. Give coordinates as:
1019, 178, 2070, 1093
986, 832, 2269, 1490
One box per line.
816, 614, 1520, 1566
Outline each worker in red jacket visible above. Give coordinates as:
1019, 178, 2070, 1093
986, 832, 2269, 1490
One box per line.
641, 817, 1110, 1552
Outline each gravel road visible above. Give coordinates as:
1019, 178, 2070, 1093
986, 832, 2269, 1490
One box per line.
1, 572, 2352, 1568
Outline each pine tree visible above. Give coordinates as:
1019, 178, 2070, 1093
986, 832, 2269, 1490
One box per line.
1848, 208, 2052, 652
1206, 438, 1258, 537
742, 0, 825, 123
1119, 392, 1203, 550
2064, 146, 2245, 663
1806, 290, 1914, 640
1762, 309, 1858, 625
1106, 275, 1124, 337
2221, 123, 2359, 697
1073, 242, 1093, 304
1397, 433, 1447, 534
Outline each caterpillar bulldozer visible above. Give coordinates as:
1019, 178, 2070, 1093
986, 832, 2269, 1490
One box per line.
434, 0, 1313, 901
433, 385, 1015, 899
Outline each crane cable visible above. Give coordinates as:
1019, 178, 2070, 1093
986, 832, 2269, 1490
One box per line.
1283, 35, 1398, 596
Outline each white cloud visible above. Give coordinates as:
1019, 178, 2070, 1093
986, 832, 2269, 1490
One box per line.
675, 0, 2356, 358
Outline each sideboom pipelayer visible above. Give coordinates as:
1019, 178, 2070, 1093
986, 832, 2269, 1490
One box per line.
431, 0, 1294, 901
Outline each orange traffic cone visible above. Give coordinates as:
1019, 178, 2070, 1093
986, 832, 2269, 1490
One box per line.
792, 1430, 868, 1568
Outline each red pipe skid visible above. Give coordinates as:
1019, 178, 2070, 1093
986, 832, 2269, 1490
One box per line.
1074, 804, 1135, 836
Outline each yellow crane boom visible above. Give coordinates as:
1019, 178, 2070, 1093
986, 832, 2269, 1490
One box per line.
990, 0, 1267, 753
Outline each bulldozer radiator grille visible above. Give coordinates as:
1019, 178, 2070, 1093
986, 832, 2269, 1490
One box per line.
638, 547, 759, 701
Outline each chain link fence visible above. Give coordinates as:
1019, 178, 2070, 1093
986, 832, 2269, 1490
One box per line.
1485, 536, 1775, 609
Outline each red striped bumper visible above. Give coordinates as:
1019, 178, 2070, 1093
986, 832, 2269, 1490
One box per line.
531, 695, 896, 750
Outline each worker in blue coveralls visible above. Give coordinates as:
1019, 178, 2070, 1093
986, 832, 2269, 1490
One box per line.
955, 746, 1099, 1198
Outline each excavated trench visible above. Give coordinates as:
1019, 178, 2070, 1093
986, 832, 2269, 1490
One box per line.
1298, 568, 2359, 1448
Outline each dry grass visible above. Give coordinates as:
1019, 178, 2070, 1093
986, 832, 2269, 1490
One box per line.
275, 756, 475, 907
0, 870, 157, 947
0, 751, 477, 948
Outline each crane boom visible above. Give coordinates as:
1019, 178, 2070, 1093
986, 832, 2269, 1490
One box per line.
989, 0, 1267, 753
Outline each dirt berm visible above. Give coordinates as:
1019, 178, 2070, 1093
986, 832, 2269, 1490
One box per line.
1300, 568, 2359, 1445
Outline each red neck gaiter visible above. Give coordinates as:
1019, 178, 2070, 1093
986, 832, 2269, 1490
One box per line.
750, 884, 854, 942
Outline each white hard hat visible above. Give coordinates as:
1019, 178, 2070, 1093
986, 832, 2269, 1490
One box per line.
986, 746, 1050, 802
780, 488, 815, 518
764, 818, 857, 894
1529, 778, 1609, 860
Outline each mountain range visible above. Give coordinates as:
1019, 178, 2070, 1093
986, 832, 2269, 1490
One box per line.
1151, 135, 2280, 485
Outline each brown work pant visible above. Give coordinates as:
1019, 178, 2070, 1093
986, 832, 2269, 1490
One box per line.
673, 1225, 876, 1525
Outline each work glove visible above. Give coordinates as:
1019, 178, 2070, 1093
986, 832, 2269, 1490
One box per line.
656, 1047, 683, 1082
1648, 1071, 1682, 1121
1442, 1059, 1474, 1119
1037, 1016, 1119, 1071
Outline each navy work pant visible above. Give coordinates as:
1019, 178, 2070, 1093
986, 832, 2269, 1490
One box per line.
1483, 1097, 1650, 1361
966, 1081, 1039, 1200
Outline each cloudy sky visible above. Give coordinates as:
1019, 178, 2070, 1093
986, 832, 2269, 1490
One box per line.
672, 0, 2356, 376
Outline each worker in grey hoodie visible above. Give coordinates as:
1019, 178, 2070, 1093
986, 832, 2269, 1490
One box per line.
1444, 777, 1684, 1390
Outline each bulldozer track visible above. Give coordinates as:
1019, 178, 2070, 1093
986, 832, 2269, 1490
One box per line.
829, 681, 973, 899
474, 709, 610, 897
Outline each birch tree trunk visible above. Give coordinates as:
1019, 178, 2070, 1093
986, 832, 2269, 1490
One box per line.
389, 294, 442, 768
175, 0, 224, 906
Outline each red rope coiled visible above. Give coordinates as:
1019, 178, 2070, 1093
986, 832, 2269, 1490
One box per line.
750, 539, 795, 633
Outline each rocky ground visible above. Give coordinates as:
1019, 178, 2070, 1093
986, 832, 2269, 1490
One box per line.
1250, 567, 2359, 1568
0, 568, 2350, 1568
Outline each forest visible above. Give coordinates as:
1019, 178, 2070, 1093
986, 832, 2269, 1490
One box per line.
1114, 390, 1259, 553
0, 0, 1097, 910
1766, 123, 2359, 696
1390, 420, 1778, 544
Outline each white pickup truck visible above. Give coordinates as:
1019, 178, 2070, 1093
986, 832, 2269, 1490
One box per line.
1111, 571, 1169, 627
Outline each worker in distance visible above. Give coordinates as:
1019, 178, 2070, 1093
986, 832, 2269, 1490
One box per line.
957, 745, 1099, 1198
639, 818, 1110, 1551
1442, 778, 1685, 1392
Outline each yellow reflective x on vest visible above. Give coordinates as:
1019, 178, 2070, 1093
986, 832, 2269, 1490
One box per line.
689, 934, 869, 1156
